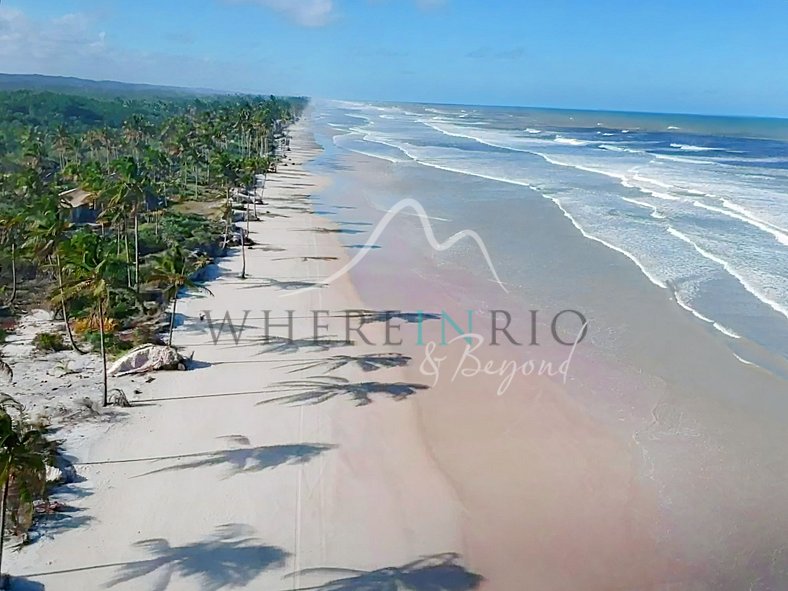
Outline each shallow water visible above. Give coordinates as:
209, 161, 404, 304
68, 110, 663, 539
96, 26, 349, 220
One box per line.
307, 102, 788, 589
314, 100, 788, 373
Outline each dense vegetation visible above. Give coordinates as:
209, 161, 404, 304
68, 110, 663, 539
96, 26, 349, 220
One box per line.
0, 88, 306, 567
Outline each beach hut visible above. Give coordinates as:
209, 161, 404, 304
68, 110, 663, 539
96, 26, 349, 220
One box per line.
60, 187, 98, 225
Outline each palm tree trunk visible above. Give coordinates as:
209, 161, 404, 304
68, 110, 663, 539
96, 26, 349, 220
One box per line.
240, 216, 247, 280
7, 244, 16, 305
55, 254, 85, 355
134, 211, 140, 293
0, 477, 9, 577
221, 188, 232, 250
98, 299, 108, 407
124, 224, 132, 289
168, 293, 178, 347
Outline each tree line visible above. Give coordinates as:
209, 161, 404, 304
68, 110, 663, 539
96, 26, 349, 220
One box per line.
0, 89, 307, 576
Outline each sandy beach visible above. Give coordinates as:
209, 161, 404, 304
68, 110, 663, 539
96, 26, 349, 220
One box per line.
6, 120, 471, 590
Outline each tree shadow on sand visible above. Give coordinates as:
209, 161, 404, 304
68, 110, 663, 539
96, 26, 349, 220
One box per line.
237, 279, 327, 291
278, 353, 411, 374
135, 442, 334, 479
272, 256, 339, 262
257, 336, 352, 355
287, 553, 483, 591
343, 310, 442, 326
32, 505, 94, 540
302, 227, 364, 235
260, 377, 429, 406
254, 244, 288, 253
7, 577, 45, 590
107, 524, 288, 591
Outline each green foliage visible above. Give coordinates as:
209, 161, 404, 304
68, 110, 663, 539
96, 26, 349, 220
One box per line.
32, 331, 67, 352
0, 408, 57, 544
0, 90, 184, 158
158, 213, 224, 252
0, 86, 305, 366
83, 330, 134, 356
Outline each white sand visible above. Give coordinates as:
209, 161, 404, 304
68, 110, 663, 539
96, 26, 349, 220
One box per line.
8, 120, 467, 590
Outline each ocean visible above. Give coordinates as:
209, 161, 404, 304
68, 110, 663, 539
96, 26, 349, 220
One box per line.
304, 101, 788, 586
313, 100, 788, 376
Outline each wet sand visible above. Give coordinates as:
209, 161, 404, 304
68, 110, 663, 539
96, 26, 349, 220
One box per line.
312, 122, 788, 590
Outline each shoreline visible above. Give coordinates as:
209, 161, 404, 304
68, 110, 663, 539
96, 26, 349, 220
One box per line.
309, 111, 788, 589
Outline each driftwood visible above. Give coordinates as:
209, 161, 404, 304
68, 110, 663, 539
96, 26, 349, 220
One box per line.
107, 344, 191, 377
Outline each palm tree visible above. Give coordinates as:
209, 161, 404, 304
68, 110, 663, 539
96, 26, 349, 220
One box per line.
0, 408, 53, 579
60, 231, 129, 406
0, 206, 23, 306
148, 248, 212, 346
107, 157, 147, 292
238, 167, 256, 280
52, 124, 71, 169
23, 194, 86, 354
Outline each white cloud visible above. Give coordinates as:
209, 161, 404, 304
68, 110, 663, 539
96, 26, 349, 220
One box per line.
0, 8, 109, 67
225, 0, 335, 27
0, 7, 283, 93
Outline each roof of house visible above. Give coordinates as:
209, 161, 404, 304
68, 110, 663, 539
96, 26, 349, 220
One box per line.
59, 187, 94, 208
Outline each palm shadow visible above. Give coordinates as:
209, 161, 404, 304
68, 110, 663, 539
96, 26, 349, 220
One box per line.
271, 256, 339, 262
278, 353, 411, 374
288, 553, 482, 590
254, 244, 287, 253
239, 278, 325, 291
261, 377, 429, 406
107, 524, 288, 591
257, 336, 352, 354
135, 443, 334, 479
346, 244, 381, 250
303, 227, 364, 235
8, 578, 45, 590
344, 310, 442, 325
32, 505, 94, 539
275, 205, 311, 212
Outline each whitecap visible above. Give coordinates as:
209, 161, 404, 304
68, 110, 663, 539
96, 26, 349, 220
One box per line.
670, 143, 725, 152
667, 227, 788, 320
554, 136, 590, 146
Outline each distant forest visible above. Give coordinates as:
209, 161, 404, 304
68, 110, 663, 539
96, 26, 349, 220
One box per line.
0, 88, 306, 163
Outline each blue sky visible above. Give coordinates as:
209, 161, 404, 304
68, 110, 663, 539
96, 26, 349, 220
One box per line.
1, 0, 787, 116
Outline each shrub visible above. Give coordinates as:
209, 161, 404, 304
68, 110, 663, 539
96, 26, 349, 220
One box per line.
73, 316, 118, 335
84, 331, 134, 356
33, 331, 67, 352
131, 326, 160, 347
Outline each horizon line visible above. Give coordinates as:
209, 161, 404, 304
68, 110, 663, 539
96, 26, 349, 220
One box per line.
2, 71, 787, 122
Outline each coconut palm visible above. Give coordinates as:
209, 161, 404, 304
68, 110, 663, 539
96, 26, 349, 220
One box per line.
60, 231, 130, 406
0, 409, 54, 578
52, 124, 71, 169
23, 193, 86, 354
107, 157, 148, 292
148, 247, 213, 346
0, 205, 24, 306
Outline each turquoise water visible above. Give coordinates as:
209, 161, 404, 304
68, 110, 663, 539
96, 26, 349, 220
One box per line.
316, 100, 788, 369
